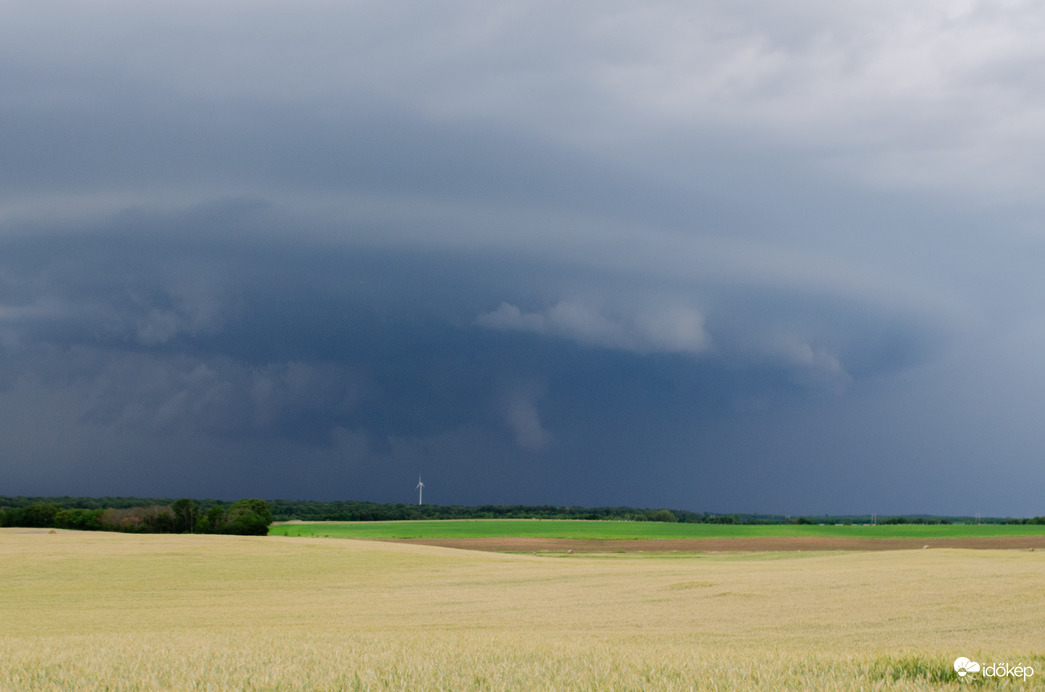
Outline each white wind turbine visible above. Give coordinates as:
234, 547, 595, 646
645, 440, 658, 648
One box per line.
416, 475, 425, 506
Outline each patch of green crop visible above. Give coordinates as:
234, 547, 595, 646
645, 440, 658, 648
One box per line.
269, 519, 1045, 540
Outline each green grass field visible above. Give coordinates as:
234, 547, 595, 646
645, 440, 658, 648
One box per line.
269, 518, 1045, 540
2, 528, 1043, 690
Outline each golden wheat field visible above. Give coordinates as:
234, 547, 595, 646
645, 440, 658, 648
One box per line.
1, 529, 1043, 690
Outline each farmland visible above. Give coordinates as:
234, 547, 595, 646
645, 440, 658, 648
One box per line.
2, 527, 1043, 689
269, 518, 1045, 540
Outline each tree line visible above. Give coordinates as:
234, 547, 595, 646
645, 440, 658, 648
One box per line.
0, 498, 272, 535
2, 496, 1041, 527
265, 501, 1044, 525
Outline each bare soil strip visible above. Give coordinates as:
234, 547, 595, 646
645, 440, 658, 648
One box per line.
385, 536, 1045, 553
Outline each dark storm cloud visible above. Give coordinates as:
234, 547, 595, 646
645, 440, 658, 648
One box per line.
3, 1, 1045, 513
0, 209, 945, 507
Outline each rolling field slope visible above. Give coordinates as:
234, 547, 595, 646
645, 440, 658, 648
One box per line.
2, 528, 1043, 689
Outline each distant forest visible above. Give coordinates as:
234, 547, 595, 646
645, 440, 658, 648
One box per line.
2, 496, 1043, 529
0, 497, 271, 535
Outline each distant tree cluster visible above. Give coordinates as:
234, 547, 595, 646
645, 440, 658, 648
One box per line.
263, 500, 710, 523
0, 499, 272, 535
2, 496, 1040, 527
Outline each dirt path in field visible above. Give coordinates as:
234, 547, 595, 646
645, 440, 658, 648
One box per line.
384, 536, 1045, 553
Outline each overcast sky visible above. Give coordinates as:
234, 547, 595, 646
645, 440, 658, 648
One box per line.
3, 1, 1045, 515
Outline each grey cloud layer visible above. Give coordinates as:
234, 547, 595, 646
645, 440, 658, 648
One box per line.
1, 1, 1043, 513
8, 1, 1045, 198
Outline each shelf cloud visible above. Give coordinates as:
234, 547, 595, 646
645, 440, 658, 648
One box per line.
2, 1, 1045, 514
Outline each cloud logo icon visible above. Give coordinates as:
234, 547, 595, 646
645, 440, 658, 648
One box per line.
954, 657, 981, 676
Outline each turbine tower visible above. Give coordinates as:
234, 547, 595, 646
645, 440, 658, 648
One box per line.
416, 475, 425, 506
